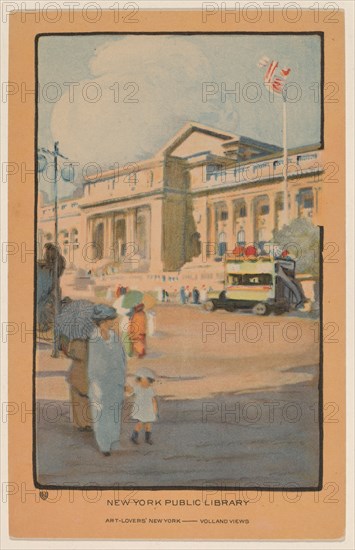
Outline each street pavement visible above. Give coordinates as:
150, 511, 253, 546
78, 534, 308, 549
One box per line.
36, 304, 320, 488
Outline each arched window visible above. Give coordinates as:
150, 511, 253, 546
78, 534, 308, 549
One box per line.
239, 205, 246, 218
237, 229, 245, 244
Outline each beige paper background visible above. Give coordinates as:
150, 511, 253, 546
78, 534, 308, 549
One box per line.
8, 9, 345, 540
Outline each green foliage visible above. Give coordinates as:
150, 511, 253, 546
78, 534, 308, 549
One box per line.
273, 218, 320, 277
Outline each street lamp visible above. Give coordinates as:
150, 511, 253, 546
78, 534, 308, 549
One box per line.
37, 142, 72, 357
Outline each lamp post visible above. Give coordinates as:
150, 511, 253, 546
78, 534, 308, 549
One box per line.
37, 142, 69, 358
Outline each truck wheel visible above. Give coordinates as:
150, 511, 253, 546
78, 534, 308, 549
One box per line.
204, 300, 216, 312
252, 302, 270, 316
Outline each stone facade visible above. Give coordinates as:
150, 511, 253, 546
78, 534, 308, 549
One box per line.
37, 122, 323, 276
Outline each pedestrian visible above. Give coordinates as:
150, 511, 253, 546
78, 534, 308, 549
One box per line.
128, 303, 147, 358
147, 310, 156, 336
200, 284, 208, 303
106, 287, 114, 302
185, 286, 190, 303
115, 284, 122, 298
157, 287, 163, 302
192, 287, 200, 304
88, 305, 126, 456
179, 286, 186, 304
36, 243, 66, 331
64, 338, 92, 432
128, 367, 158, 445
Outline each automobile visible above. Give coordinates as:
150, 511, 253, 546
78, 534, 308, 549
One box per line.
204, 253, 306, 316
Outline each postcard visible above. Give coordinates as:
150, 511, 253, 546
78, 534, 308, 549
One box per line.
5, 2, 348, 542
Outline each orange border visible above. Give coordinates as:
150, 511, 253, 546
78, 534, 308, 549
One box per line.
8, 9, 345, 539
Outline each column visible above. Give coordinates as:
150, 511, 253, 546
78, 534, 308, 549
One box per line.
145, 208, 152, 260
194, 196, 208, 262
244, 196, 254, 245
124, 209, 137, 268
150, 199, 164, 272
226, 199, 235, 251
312, 186, 321, 225
84, 217, 95, 268
199, 196, 208, 251
268, 191, 276, 241
289, 187, 299, 221
207, 202, 216, 258
77, 214, 89, 269
126, 209, 136, 245
86, 217, 93, 243
104, 215, 114, 259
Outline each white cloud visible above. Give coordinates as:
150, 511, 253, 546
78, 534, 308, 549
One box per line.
50, 36, 228, 170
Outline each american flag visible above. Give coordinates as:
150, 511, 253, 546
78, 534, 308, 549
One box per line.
258, 56, 291, 95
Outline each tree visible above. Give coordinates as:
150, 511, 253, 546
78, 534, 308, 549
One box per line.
273, 218, 320, 278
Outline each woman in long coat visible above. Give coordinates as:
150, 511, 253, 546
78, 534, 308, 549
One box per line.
65, 338, 92, 431
88, 305, 126, 456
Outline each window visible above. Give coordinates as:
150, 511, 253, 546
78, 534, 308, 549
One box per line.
260, 204, 269, 215
237, 229, 245, 244
206, 164, 223, 181
257, 228, 268, 242
220, 211, 228, 221
239, 205, 246, 218
303, 197, 314, 209
242, 273, 272, 286
227, 273, 272, 286
276, 197, 284, 210
227, 274, 243, 285
298, 188, 313, 207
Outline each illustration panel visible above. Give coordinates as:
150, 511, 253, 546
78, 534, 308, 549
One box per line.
35, 32, 323, 489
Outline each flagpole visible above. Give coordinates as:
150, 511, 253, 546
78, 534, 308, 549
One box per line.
282, 96, 288, 225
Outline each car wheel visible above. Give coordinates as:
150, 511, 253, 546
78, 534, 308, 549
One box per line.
252, 302, 270, 316
204, 300, 216, 312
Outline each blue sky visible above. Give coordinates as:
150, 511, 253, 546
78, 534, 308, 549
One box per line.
38, 33, 321, 198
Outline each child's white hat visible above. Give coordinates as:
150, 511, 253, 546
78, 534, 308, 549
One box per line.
135, 367, 156, 380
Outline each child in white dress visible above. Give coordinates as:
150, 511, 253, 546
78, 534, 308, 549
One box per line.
128, 367, 158, 445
